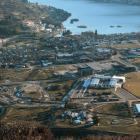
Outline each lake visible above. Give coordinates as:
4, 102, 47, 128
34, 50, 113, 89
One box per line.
30, 0, 140, 34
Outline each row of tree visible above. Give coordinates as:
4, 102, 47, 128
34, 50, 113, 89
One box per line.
0, 123, 140, 140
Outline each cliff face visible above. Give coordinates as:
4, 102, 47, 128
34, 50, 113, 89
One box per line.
92, 0, 140, 5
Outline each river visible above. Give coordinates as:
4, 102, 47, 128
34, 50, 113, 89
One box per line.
30, 0, 140, 34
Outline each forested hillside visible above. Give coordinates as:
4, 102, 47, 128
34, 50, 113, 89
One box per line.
0, 0, 70, 37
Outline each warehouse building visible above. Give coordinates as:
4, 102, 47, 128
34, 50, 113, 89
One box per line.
78, 64, 93, 77
90, 78, 100, 87
89, 75, 125, 90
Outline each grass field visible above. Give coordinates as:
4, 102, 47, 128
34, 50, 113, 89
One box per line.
2, 107, 50, 123
111, 43, 140, 49
0, 69, 31, 82
0, 68, 53, 82
97, 103, 130, 117
124, 72, 140, 98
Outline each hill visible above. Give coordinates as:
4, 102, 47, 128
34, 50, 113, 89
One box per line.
0, 0, 70, 38
92, 0, 140, 5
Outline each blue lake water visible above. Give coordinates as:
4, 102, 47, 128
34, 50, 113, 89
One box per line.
30, 0, 140, 34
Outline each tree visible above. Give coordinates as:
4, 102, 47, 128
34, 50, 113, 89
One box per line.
62, 30, 72, 36
95, 29, 98, 36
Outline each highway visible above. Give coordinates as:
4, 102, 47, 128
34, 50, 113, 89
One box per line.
61, 80, 81, 107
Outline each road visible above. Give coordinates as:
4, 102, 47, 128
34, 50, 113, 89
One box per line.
0, 78, 74, 87
61, 80, 81, 107
111, 53, 139, 71
70, 98, 125, 105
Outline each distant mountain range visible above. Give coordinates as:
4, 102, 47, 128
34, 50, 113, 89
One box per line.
92, 0, 140, 5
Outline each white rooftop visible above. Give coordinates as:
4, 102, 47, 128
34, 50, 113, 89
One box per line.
83, 79, 91, 88
91, 78, 100, 85
109, 78, 118, 87
135, 104, 140, 113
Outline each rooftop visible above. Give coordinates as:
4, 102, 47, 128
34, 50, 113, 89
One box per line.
135, 104, 140, 113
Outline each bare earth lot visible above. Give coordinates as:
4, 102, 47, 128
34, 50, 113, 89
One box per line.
123, 72, 140, 98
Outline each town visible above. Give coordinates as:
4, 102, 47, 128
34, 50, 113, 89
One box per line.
0, 0, 140, 138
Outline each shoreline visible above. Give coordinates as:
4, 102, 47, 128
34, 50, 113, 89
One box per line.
29, 0, 140, 36
92, 0, 140, 6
